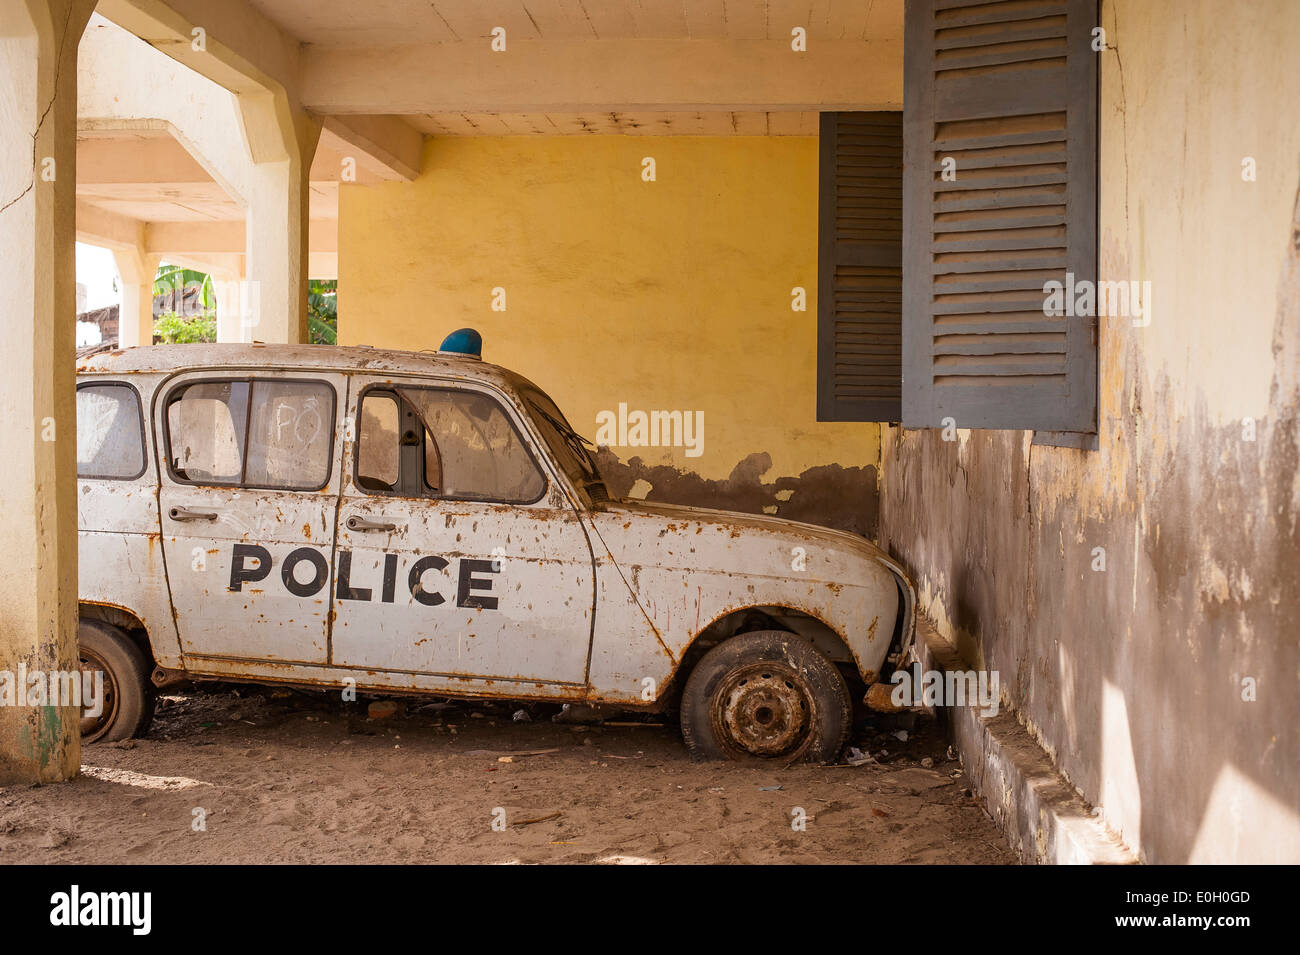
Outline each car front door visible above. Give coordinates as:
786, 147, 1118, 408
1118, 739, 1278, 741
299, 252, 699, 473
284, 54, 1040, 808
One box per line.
331, 375, 595, 687
157, 371, 344, 665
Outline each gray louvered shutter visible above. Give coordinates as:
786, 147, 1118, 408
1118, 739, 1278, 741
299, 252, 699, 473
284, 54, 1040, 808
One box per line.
817, 111, 903, 422
902, 0, 1098, 431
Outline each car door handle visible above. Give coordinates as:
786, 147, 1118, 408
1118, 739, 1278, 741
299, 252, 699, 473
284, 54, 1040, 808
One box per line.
346, 515, 400, 532
168, 506, 219, 522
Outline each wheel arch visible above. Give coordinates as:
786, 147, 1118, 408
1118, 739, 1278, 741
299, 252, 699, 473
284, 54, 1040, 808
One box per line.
667, 605, 860, 707
78, 602, 156, 668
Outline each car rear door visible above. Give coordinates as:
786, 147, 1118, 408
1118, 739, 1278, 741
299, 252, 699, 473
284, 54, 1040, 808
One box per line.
330, 375, 595, 686
156, 370, 345, 665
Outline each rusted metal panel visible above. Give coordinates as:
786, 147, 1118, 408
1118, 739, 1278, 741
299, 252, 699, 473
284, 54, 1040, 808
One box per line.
329, 374, 596, 685
585, 500, 904, 697
78, 532, 181, 668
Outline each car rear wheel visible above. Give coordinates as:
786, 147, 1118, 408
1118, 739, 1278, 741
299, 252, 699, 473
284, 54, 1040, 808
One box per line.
78, 619, 155, 743
680, 630, 852, 763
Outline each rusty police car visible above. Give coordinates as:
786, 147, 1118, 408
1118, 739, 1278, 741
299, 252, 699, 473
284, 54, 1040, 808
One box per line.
74, 336, 915, 762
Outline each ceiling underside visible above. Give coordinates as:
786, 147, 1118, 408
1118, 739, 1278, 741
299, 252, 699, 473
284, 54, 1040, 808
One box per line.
408, 110, 818, 136
248, 0, 903, 47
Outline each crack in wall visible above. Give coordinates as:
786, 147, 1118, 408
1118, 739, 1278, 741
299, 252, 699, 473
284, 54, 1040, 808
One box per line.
0, 1, 77, 218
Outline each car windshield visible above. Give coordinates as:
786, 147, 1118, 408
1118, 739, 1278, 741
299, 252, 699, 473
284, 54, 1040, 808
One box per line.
520, 386, 608, 504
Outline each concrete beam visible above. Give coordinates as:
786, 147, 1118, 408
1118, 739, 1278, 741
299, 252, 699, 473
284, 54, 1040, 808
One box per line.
320, 115, 423, 181
76, 132, 212, 185
93, 0, 295, 94
81, 13, 320, 344
0, 0, 98, 785
78, 19, 251, 205
301, 38, 903, 114
143, 219, 336, 256
144, 219, 244, 255
75, 198, 145, 250
94, 0, 303, 163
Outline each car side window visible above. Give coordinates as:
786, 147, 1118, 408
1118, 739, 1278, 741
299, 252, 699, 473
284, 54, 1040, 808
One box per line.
76, 382, 146, 480
353, 386, 544, 504
399, 387, 545, 504
357, 392, 400, 491
165, 378, 334, 490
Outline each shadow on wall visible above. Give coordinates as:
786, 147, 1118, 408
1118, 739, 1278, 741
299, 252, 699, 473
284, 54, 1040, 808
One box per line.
594, 448, 880, 540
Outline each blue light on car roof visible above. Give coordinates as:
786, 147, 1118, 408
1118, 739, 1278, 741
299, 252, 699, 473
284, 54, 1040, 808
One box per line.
437, 327, 483, 360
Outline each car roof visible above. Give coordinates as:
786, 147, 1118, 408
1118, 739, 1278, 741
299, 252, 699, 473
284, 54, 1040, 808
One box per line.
76, 343, 540, 396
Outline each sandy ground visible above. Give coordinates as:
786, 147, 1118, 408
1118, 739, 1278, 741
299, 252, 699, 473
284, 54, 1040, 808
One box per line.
0, 686, 1016, 864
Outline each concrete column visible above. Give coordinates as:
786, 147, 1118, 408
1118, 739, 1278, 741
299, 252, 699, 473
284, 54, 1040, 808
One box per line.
0, 0, 96, 785
208, 258, 247, 344
240, 99, 321, 344
113, 248, 160, 348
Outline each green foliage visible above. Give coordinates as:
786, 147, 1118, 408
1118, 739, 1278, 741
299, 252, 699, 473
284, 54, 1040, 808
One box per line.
308, 279, 338, 345
149, 265, 339, 345
154, 311, 216, 343
154, 265, 216, 313
151, 262, 217, 344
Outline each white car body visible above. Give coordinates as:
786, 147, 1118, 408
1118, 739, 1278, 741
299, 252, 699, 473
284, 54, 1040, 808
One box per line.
74, 344, 915, 709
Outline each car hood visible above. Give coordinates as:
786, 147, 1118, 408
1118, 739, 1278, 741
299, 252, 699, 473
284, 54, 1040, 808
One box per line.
596, 498, 894, 563
588, 498, 913, 599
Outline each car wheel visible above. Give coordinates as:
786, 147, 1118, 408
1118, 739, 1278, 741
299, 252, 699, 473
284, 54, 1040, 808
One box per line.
78, 619, 155, 743
680, 630, 852, 763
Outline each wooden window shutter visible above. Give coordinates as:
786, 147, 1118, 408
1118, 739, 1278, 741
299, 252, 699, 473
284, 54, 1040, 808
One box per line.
902, 0, 1099, 432
817, 111, 904, 422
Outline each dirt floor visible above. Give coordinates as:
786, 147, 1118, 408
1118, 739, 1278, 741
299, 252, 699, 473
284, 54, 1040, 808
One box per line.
0, 686, 1016, 864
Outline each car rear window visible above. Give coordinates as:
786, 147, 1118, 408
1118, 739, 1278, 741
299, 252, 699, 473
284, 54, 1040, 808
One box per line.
76, 383, 146, 480
165, 378, 334, 490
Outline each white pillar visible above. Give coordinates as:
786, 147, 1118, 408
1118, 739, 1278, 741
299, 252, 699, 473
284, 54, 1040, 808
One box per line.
209, 259, 247, 344
240, 100, 321, 344
113, 249, 160, 348
0, 0, 96, 784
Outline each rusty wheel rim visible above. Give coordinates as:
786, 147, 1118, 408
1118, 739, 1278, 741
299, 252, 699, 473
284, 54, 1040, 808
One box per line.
78, 646, 119, 743
711, 662, 812, 759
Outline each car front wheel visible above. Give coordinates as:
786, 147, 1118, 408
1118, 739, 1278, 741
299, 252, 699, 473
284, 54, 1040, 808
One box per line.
680, 630, 852, 763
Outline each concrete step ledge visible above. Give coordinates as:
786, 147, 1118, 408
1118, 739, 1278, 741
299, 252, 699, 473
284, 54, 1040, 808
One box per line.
911, 615, 1138, 865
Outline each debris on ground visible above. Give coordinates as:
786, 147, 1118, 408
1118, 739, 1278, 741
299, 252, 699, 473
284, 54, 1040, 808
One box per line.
367, 701, 399, 720
553, 703, 605, 724
844, 747, 875, 767
462, 748, 560, 760
512, 811, 563, 828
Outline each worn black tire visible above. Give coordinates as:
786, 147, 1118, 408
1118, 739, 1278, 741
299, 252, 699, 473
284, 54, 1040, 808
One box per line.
78, 619, 155, 743
680, 630, 852, 764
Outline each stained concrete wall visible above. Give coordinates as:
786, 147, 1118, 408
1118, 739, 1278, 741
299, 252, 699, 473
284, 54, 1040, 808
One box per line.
879, 0, 1300, 863
339, 136, 880, 535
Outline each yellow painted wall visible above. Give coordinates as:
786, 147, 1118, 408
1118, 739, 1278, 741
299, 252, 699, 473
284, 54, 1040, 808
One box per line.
338, 136, 879, 486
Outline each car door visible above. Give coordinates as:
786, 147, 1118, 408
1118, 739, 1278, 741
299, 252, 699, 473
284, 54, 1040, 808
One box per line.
331, 375, 595, 686
157, 370, 344, 665
76, 377, 181, 658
